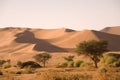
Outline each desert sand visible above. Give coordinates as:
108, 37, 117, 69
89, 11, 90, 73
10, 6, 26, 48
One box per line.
101, 26, 120, 35
0, 27, 120, 53
0, 26, 120, 64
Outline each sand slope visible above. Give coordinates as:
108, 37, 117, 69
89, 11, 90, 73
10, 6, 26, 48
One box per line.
101, 26, 120, 35
0, 27, 120, 54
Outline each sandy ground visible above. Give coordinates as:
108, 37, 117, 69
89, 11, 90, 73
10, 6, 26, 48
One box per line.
0, 27, 120, 54
101, 26, 120, 35
0, 27, 119, 64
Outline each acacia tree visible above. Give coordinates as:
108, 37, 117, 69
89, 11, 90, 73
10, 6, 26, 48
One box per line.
64, 56, 74, 62
76, 40, 108, 68
33, 52, 51, 68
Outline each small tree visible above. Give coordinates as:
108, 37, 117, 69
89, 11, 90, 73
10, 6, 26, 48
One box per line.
17, 61, 22, 68
33, 52, 51, 68
64, 56, 74, 62
76, 40, 108, 68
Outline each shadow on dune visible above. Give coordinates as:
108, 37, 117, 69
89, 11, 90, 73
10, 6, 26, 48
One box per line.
65, 29, 75, 32
15, 30, 67, 52
92, 30, 120, 51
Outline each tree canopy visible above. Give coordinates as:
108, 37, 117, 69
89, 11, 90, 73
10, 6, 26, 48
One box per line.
33, 52, 51, 67
76, 40, 108, 68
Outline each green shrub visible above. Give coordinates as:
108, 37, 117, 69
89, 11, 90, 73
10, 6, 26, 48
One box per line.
112, 60, 120, 67
80, 62, 90, 67
106, 53, 120, 58
24, 66, 35, 74
99, 66, 107, 73
3, 63, 11, 69
105, 56, 117, 64
73, 60, 84, 67
100, 57, 106, 63
58, 62, 68, 68
15, 70, 22, 74
67, 61, 74, 67
100, 53, 120, 67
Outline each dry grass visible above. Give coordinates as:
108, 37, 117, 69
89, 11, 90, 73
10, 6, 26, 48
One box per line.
0, 67, 120, 80
93, 73, 120, 80
38, 71, 91, 80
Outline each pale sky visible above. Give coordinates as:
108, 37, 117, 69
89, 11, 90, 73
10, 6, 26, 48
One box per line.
0, 0, 120, 30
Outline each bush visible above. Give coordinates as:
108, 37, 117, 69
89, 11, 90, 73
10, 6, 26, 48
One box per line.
24, 66, 35, 74
3, 63, 11, 69
15, 70, 22, 74
80, 62, 91, 67
20, 61, 41, 68
105, 56, 117, 64
99, 66, 107, 73
67, 61, 74, 67
100, 53, 120, 67
107, 53, 120, 58
58, 62, 68, 68
73, 60, 84, 67
100, 57, 106, 63
112, 60, 120, 67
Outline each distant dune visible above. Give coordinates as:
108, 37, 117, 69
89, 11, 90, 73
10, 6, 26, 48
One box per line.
101, 26, 120, 35
0, 27, 120, 54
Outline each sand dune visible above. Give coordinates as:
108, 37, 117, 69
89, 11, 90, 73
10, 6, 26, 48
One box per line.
52, 30, 120, 51
31, 28, 75, 40
54, 30, 99, 48
91, 30, 120, 51
101, 26, 120, 35
0, 27, 120, 54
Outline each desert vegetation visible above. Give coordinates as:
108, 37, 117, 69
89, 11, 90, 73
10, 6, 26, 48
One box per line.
0, 34, 120, 80
0, 65, 120, 80
33, 52, 51, 68
76, 40, 108, 68
100, 53, 120, 67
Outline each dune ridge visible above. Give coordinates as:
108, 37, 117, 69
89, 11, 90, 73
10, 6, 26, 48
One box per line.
0, 27, 120, 54
101, 26, 120, 35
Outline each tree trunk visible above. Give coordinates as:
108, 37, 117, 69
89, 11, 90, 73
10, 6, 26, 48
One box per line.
94, 60, 98, 68
43, 60, 45, 68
